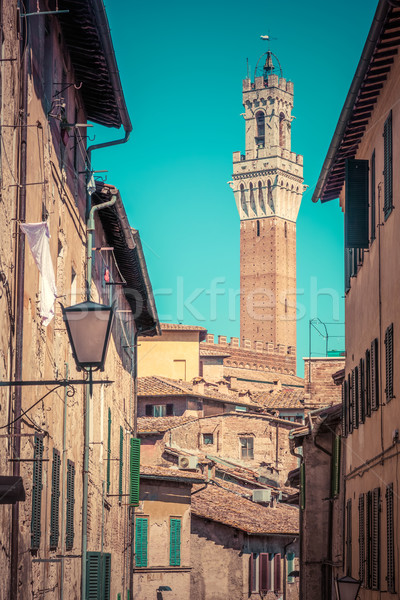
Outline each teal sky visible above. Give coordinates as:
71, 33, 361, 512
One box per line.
92, 0, 378, 375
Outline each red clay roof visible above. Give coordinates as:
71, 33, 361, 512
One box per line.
160, 323, 207, 341
191, 483, 299, 535
254, 388, 305, 410
140, 465, 204, 482
138, 415, 197, 434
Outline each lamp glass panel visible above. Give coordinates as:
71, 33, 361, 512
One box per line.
66, 310, 110, 365
337, 578, 361, 600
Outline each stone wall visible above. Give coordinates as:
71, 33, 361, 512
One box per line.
303, 357, 344, 408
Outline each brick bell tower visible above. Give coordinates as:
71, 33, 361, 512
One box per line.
231, 50, 304, 356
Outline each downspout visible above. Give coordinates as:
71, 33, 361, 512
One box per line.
283, 537, 297, 600
10, 15, 28, 600
60, 363, 69, 600
81, 195, 117, 600
129, 330, 138, 598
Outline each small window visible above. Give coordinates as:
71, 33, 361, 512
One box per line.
135, 518, 148, 567
153, 405, 167, 417
256, 220, 260, 237
240, 436, 254, 460
170, 518, 181, 566
284, 221, 287, 238
166, 403, 174, 416
255, 111, 265, 147
235, 405, 247, 412
383, 111, 393, 220
279, 113, 285, 147
203, 433, 214, 445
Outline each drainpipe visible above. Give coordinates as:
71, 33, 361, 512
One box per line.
60, 363, 69, 600
10, 17, 28, 600
129, 330, 138, 598
81, 195, 117, 600
283, 537, 297, 600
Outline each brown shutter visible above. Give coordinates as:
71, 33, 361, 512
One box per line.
354, 367, 359, 428
342, 380, 348, 437
365, 348, 371, 417
370, 338, 379, 411
259, 553, 270, 593
386, 484, 395, 593
351, 369, 358, 429
383, 111, 393, 219
346, 499, 352, 574
348, 374, 353, 434
274, 553, 282, 592
366, 491, 372, 588
358, 494, 365, 583
359, 359, 365, 424
372, 487, 380, 590
385, 324, 394, 402
249, 553, 256, 593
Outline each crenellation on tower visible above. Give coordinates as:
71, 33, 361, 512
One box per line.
231, 49, 304, 367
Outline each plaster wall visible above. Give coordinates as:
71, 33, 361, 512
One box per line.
138, 330, 201, 381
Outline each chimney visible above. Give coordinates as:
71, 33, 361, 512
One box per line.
192, 377, 205, 395
206, 333, 214, 344
218, 335, 227, 345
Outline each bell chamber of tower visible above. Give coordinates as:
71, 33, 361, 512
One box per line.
230, 50, 304, 365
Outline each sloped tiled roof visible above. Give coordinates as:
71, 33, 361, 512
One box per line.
200, 348, 231, 358
137, 415, 197, 434
191, 483, 299, 535
160, 323, 207, 341
140, 465, 204, 482
224, 366, 304, 388
254, 388, 305, 410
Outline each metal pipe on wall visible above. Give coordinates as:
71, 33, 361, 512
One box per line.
60, 363, 69, 600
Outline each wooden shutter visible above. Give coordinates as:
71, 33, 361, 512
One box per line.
135, 517, 148, 567
259, 553, 271, 592
300, 462, 305, 510
345, 248, 351, 292
359, 359, 365, 424
345, 158, 369, 248
366, 491, 372, 589
372, 487, 380, 590
365, 348, 371, 417
331, 435, 341, 498
31, 434, 44, 550
86, 552, 101, 599
353, 367, 359, 428
274, 553, 282, 592
346, 499, 352, 574
249, 553, 257, 593
386, 483, 395, 593
107, 408, 111, 493
119, 426, 123, 502
129, 438, 141, 506
166, 403, 174, 416
348, 374, 353, 434
384, 111, 393, 219
103, 553, 111, 600
370, 338, 379, 411
370, 150, 376, 241
287, 552, 295, 583
385, 324, 394, 402
170, 518, 181, 566
358, 494, 365, 584
66, 460, 75, 551
145, 404, 152, 416
50, 448, 61, 549
342, 380, 348, 437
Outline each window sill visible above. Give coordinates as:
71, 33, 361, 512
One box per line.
133, 566, 191, 573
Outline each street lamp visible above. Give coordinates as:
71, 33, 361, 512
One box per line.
335, 575, 361, 600
61, 300, 114, 372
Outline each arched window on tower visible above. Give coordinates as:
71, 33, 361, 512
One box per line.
284, 221, 287, 238
240, 183, 247, 215
249, 182, 256, 213
267, 180, 273, 208
258, 181, 265, 212
255, 111, 265, 148
279, 112, 285, 148
256, 220, 260, 237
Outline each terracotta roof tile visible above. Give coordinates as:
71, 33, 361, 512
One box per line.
137, 415, 197, 433
200, 348, 231, 358
191, 483, 299, 535
224, 366, 304, 388
140, 465, 204, 481
160, 322, 207, 340
254, 388, 305, 409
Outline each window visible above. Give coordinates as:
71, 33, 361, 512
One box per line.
31, 434, 44, 550
352, 367, 359, 429
342, 379, 348, 437
249, 553, 281, 593
240, 436, 254, 460
129, 438, 141, 506
66, 460, 75, 551
386, 483, 395, 593
370, 150, 376, 242
284, 221, 287, 238
371, 487, 381, 589
145, 404, 174, 417
50, 449, 61, 549
119, 426, 124, 502
344, 159, 369, 249
202, 433, 214, 445
279, 113, 285, 147
346, 499, 352, 574
170, 518, 181, 566
258, 181, 264, 211
371, 338, 379, 410
359, 494, 365, 584
359, 358, 365, 424
383, 111, 393, 220
235, 405, 247, 412
135, 518, 148, 567
255, 111, 265, 147
365, 348, 371, 417
256, 220, 260, 237
267, 180, 272, 207
86, 552, 111, 600
385, 323, 394, 402
173, 359, 186, 380
287, 552, 295, 583
348, 373, 353, 434
107, 408, 111, 494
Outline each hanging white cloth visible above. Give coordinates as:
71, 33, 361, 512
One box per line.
20, 222, 58, 326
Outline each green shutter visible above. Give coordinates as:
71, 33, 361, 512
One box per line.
170, 518, 181, 566
287, 552, 295, 583
129, 438, 140, 506
86, 552, 111, 600
384, 111, 393, 219
50, 448, 61, 549
66, 460, 75, 551
31, 434, 44, 550
135, 518, 148, 567
331, 435, 341, 498
119, 426, 124, 502
103, 553, 111, 600
370, 150, 376, 241
107, 408, 112, 494
345, 158, 369, 249
300, 462, 305, 510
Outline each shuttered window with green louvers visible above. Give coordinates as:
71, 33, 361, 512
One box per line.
384, 111, 393, 220
119, 426, 123, 502
385, 324, 394, 402
345, 158, 369, 249
135, 518, 148, 567
129, 438, 140, 506
372, 487, 380, 590
50, 448, 61, 549
107, 408, 111, 494
66, 460, 75, 551
386, 483, 395, 593
287, 552, 295, 584
359, 494, 365, 584
86, 551, 111, 600
331, 435, 341, 498
170, 518, 181, 566
370, 338, 379, 411
31, 434, 44, 550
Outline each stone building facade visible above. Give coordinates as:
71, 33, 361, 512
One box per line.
231, 51, 304, 360
0, 3, 159, 600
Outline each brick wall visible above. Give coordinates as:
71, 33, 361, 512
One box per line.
303, 358, 345, 408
